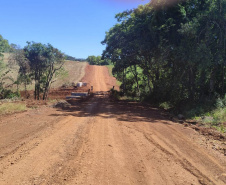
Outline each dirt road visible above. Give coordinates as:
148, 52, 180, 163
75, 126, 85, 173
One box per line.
0, 65, 225, 185
82, 65, 119, 92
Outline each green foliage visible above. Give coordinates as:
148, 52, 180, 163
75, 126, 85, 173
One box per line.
0, 35, 8, 79
87, 55, 110, 65
2, 89, 20, 99
0, 35, 11, 53
106, 65, 114, 77
211, 95, 226, 124
159, 102, 172, 110
180, 95, 226, 133
213, 124, 226, 134
110, 89, 120, 100
0, 87, 20, 99
102, 0, 226, 109
0, 38, 66, 100
65, 55, 86, 62
212, 108, 226, 123
24, 42, 65, 100
0, 51, 13, 99
9, 47, 31, 95
65, 55, 76, 61
216, 95, 226, 109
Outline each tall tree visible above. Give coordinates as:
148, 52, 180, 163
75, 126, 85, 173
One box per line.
0, 35, 11, 53
24, 42, 65, 100
9, 46, 31, 97
102, 0, 226, 105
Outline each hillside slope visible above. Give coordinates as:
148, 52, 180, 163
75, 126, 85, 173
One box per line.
1, 53, 87, 90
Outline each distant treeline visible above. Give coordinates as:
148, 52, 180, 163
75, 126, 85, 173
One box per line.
102, 0, 226, 107
87, 55, 111, 66
65, 55, 86, 62
0, 35, 16, 53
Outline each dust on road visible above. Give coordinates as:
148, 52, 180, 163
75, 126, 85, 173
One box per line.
0, 65, 225, 185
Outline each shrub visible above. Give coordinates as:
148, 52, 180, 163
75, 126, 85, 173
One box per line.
110, 89, 120, 100
1, 89, 20, 99
215, 95, 226, 109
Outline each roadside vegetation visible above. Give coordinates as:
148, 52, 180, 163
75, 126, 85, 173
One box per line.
0, 102, 27, 115
0, 36, 67, 100
0, 34, 87, 104
0, 35, 14, 99
106, 65, 114, 77
65, 55, 86, 62
107, 65, 121, 87
102, 0, 226, 131
87, 55, 111, 66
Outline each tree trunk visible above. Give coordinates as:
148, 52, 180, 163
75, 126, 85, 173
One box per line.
24, 81, 27, 98
123, 67, 125, 94
16, 83, 19, 93
209, 67, 216, 98
130, 65, 140, 96
222, 64, 225, 96
189, 67, 195, 100
147, 74, 152, 93
34, 64, 38, 100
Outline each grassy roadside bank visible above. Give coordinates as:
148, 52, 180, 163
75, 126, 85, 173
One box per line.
159, 97, 226, 134
0, 102, 27, 115
106, 65, 121, 86
110, 87, 226, 134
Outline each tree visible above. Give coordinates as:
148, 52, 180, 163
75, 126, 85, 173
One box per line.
87, 55, 110, 65
0, 36, 8, 98
9, 46, 31, 97
24, 42, 65, 100
0, 35, 11, 53
102, 0, 226, 105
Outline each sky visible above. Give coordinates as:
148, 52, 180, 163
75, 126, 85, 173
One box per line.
0, 0, 150, 59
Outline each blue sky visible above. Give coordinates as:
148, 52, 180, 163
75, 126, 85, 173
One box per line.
0, 0, 150, 59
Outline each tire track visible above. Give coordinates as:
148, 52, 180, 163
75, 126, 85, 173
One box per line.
116, 120, 223, 185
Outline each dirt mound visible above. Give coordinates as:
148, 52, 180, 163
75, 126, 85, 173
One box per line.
52, 100, 71, 109
190, 125, 226, 140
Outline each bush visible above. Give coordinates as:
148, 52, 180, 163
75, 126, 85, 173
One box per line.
109, 89, 120, 100
215, 95, 226, 109
159, 102, 172, 110
1, 89, 20, 99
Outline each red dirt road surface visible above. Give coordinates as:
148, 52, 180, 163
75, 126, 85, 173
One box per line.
82, 64, 119, 91
0, 65, 225, 185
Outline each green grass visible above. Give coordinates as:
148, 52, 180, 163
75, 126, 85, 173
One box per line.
106, 65, 122, 86
167, 95, 226, 134
0, 102, 27, 115
211, 107, 226, 124
106, 65, 114, 77
190, 106, 226, 134
200, 97, 226, 133
159, 102, 172, 110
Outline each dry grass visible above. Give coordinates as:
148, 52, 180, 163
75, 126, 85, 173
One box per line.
2, 53, 19, 89
0, 102, 27, 115
51, 60, 87, 88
